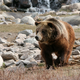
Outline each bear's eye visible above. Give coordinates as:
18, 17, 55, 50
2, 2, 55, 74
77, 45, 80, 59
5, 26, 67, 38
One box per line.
42, 30, 46, 34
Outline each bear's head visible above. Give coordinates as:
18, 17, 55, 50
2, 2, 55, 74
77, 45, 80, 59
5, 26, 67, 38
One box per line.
35, 21, 60, 44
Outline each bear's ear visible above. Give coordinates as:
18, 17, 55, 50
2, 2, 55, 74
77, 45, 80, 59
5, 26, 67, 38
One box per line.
48, 22, 53, 28
35, 21, 41, 26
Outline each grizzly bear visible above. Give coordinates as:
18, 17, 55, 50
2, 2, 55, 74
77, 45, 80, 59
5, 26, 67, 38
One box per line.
35, 18, 75, 69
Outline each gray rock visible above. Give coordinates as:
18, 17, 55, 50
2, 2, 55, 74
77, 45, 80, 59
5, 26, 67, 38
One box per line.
19, 29, 33, 36
28, 7, 36, 12
0, 55, 3, 68
12, 18, 21, 24
43, 15, 53, 20
24, 37, 37, 44
21, 16, 35, 25
20, 51, 34, 60
72, 50, 80, 55
15, 33, 26, 45
1, 51, 18, 61
4, 59, 15, 67
0, 37, 7, 43
62, 15, 80, 25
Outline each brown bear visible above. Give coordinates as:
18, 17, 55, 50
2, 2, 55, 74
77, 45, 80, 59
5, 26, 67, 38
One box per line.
35, 18, 75, 69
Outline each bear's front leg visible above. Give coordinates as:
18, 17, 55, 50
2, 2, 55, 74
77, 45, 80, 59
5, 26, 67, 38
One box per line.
59, 51, 68, 66
41, 50, 55, 69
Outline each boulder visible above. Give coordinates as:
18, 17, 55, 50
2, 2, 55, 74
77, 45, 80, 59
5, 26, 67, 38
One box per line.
0, 55, 3, 68
1, 51, 18, 61
21, 16, 35, 25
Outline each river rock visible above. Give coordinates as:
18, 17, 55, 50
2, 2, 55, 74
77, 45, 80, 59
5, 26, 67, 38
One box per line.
21, 16, 35, 25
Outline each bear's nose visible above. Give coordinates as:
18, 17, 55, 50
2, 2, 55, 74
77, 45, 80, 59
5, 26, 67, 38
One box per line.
35, 36, 39, 41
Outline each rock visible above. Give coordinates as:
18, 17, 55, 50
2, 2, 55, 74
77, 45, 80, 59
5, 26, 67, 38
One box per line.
20, 50, 34, 60
24, 37, 37, 44
76, 46, 80, 51
0, 0, 3, 5
16, 60, 37, 68
56, 11, 68, 16
21, 16, 35, 25
72, 55, 80, 59
0, 4, 11, 11
15, 33, 26, 46
28, 7, 36, 12
43, 15, 53, 20
19, 29, 33, 36
18, 62, 25, 68
12, 18, 21, 24
1, 51, 18, 61
33, 41, 39, 48
5, 16, 15, 22
4, 0, 13, 5
72, 50, 80, 55
4, 59, 15, 67
3, 21, 12, 25
0, 55, 3, 68
23, 59, 37, 68
31, 12, 39, 19
61, 3, 80, 11
0, 37, 7, 43
0, 14, 5, 21
75, 40, 80, 45
62, 15, 80, 25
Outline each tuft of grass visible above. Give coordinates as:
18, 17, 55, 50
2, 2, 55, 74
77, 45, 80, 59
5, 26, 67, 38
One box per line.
0, 24, 36, 32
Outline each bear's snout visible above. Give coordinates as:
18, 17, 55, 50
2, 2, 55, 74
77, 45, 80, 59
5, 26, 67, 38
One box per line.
35, 36, 39, 41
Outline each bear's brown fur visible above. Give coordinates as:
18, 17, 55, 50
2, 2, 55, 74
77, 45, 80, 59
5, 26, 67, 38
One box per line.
35, 18, 75, 69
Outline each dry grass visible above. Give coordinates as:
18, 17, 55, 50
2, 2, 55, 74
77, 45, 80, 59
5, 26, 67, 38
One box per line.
0, 64, 80, 80
0, 24, 36, 32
